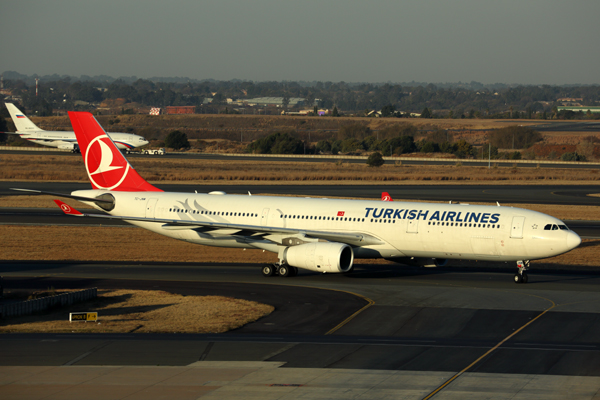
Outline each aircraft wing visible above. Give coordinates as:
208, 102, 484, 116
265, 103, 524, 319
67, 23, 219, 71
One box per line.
54, 200, 383, 246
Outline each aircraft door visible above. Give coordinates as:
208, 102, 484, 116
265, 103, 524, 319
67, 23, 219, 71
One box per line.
261, 208, 270, 226
510, 216, 525, 239
407, 219, 419, 234
145, 198, 158, 219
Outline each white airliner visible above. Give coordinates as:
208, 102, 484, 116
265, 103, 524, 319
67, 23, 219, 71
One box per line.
4, 103, 149, 152
15, 112, 581, 283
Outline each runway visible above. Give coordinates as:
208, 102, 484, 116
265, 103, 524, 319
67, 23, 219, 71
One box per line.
3, 181, 600, 205
2, 181, 600, 398
2, 262, 600, 374
3, 181, 600, 238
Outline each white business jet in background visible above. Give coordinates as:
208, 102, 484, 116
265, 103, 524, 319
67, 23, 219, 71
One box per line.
14, 112, 581, 283
4, 103, 149, 153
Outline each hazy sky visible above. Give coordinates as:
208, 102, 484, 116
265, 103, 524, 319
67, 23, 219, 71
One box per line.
2, 0, 599, 85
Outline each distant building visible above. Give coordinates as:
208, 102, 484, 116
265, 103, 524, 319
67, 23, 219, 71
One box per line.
149, 107, 161, 115
557, 98, 583, 106
165, 106, 196, 114
557, 106, 600, 114
243, 97, 306, 107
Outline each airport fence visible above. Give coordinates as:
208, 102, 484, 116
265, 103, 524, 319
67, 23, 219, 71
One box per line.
0, 288, 97, 319
0, 146, 69, 152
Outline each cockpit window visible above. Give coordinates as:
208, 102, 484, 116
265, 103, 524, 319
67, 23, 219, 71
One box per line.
544, 224, 564, 231
139, 137, 146, 141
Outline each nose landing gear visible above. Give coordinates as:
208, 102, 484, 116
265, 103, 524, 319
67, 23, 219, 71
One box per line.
514, 260, 529, 283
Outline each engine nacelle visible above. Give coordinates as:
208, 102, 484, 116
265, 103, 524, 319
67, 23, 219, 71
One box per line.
58, 143, 79, 152
283, 242, 354, 273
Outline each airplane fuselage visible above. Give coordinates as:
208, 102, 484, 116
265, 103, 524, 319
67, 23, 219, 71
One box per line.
75, 189, 580, 263
17, 130, 148, 150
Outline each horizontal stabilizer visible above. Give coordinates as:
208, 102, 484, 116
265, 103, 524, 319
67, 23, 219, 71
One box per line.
10, 188, 114, 204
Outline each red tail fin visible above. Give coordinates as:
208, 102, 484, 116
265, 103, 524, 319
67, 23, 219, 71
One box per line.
382, 192, 393, 201
68, 112, 161, 192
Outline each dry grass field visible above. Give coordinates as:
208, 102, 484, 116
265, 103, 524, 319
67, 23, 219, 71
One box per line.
2, 154, 600, 183
0, 289, 274, 334
27, 114, 537, 134
12, 114, 528, 145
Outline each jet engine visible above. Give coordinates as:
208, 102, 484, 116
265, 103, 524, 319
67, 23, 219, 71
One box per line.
58, 143, 80, 153
283, 242, 354, 273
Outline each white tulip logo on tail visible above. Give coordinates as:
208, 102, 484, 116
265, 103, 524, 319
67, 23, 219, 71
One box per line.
85, 135, 130, 190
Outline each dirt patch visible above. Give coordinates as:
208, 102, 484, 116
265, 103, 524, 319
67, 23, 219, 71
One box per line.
0, 289, 274, 334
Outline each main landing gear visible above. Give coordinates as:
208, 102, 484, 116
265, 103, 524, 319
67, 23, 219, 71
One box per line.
514, 260, 530, 284
261, 263, 298, 277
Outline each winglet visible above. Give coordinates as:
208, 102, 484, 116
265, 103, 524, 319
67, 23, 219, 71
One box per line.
54, 200, 84, 216
381, 192, 393, 201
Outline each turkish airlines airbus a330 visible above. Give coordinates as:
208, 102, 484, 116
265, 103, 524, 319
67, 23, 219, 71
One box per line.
15, 112, 581, 283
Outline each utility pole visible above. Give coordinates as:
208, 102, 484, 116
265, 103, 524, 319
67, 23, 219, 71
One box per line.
488, 143, 491, 169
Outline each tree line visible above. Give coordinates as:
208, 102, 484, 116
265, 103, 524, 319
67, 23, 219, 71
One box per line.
2, 72, 600, 119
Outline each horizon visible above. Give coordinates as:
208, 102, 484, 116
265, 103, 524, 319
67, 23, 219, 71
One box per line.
3, 70, 599, 89
1, 1, 599, 86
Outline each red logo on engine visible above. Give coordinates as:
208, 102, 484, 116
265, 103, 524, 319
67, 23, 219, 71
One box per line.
84, 135, 130, 190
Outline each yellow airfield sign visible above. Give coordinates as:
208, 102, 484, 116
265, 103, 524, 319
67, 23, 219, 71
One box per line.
69, 312, 98, 322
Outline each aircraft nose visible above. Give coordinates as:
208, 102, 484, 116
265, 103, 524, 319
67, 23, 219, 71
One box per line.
566, 231, 581, 250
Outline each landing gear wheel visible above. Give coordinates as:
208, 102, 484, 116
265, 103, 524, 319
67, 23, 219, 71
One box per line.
278, 265, 291, 277
514, 260, 530, 284
261, 264, 275, 277
288, 266, 298, 277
